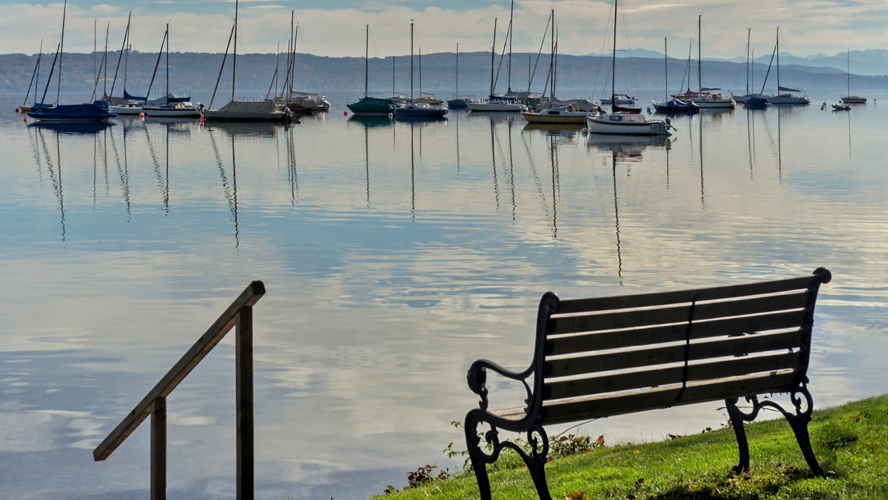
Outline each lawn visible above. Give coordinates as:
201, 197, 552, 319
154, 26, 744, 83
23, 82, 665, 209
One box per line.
377, 394, 888, 500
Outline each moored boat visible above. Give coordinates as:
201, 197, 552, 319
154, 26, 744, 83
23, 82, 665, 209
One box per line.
840, 50, 866, 104
467, 100, 527, 112
392, 21, 448, 119
521, 106, 589, 124
763, 27, 809, 105
347, 25, 398, 117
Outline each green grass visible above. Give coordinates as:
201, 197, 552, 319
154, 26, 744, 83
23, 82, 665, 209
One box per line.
377, 394, 888, 500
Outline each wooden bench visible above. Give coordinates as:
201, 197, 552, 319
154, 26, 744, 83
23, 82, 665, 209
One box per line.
464, 268, 832, 500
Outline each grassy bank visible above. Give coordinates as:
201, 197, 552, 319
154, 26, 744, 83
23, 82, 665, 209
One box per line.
379, 394, 888, 500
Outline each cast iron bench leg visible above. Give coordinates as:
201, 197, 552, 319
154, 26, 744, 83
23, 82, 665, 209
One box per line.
726, 398, 750, 473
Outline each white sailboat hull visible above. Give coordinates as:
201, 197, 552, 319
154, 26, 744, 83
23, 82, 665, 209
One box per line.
204, 100, 291, 121
109, 104, 144, 115
586, 114, 669, 136
467, 101, 527, 112
840, 96, 866, 104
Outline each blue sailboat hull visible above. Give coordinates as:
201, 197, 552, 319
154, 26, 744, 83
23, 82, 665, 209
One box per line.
28, 103, 116, 121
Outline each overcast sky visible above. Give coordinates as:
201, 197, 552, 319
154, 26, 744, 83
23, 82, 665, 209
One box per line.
0, 1, 883, 59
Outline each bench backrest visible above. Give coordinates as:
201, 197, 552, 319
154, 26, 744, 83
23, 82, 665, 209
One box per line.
534, 268, 831, 425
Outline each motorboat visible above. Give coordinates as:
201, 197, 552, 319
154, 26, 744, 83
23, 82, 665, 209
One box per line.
832, 103, 851, 111
446, 98, 471, 109
29, 103, 116, 122
521, 106, 590, 124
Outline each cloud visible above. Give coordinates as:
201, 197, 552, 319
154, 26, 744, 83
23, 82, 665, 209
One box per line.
2, 1, 888, 58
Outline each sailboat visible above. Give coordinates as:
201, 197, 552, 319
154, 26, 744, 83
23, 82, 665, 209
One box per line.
447, 44, 471, 108
467, 18, 527, 112
347, 25, 399, 116
732, 29, 770, 104
672, 16, 735, 108
109, 13, 145, 115
653, 38, 698, 114
764, 27, 810, 105
16, 40, 44, 113
840, 50, 866, 104
204, 0, 291, 121
28, 0, 116, 122
587, 0, 670, 135
393, 21, 448, 118
143, 24, 201, 118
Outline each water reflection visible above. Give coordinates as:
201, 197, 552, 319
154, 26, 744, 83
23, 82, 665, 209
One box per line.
6, 92, 888, 500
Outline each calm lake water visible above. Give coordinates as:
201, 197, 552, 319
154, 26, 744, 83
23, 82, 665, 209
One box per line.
2, 91, 888, 499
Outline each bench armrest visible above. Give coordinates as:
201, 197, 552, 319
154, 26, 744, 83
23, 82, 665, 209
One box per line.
467, 359, 534, 412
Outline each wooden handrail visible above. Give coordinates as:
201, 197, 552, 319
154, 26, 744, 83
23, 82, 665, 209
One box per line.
93, 280, 266, 500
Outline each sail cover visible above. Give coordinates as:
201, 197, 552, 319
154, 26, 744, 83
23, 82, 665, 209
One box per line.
778, 85, 801, 92
124, 89, 147, 101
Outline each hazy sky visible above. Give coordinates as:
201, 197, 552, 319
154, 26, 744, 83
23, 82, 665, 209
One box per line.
0, 1, 883, 58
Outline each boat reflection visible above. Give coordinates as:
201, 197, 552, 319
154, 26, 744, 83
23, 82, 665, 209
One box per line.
347, 115, 393, 128
204, 120, 290, 137
29, 121, 113, 135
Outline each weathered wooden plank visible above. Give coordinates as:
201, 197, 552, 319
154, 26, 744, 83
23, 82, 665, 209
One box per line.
541, 370, 797, 424
546, 310, 805, 356
551, 291, 808, 335
236, 307, 254, 500
491, 407, 527, 421
151, 397, 167, 500
93, 280, 266, 462
544, 352, 800, 401
556, 276, 814, 315
544, 329, 803, 378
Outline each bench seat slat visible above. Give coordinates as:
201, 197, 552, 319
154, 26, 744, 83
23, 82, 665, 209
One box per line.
546, 310, 805, 356
544, 329, 803, 377
544, 352, 800, 401
556, 276, 814, 315
551, 291, 808, 335
490, 407, 526, 421
540, 370, 797, 424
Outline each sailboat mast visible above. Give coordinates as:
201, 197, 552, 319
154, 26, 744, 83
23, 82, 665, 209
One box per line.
776, 26, 779, 93
847, 49, 850, 97
490, 19, 497, 95
410, 20, 414, 101
746, 28, 750, 94
549, 10, 555, 100
456, 44, 459, 98
554, 25, 559, 97
291, 24, 298, 100
419, 48, 422, 96
507, 0, 514, 92
57, 0, 67, 105
35, 40, 43, 104
103, 22, 109, 97
124, 20, 129, 92
392, 56, 395, 97
612, 0, 617, 104
232, 0, 238, 101
664, 37, 667, 101
364, 25, 369, 98
697, 15, 701, 94
165, 23, 169, 104
109, 13, 131, 98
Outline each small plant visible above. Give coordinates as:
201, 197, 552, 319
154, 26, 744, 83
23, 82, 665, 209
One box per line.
406, 465, 450, 488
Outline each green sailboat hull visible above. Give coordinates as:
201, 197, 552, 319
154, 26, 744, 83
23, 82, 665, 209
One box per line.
347, 97, 398, 116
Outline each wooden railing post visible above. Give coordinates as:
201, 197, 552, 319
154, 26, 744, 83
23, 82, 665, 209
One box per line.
236, 306, 254, 500
151, 397, 167, 500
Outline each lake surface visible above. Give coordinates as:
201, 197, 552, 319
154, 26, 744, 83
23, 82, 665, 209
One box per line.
2, 91, 888, 499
